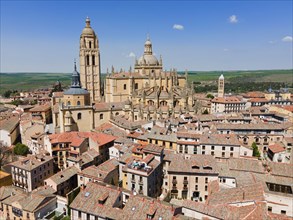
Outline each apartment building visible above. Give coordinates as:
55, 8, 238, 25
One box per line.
0, 185, 57, 220
78, 158, 119, 187
211, 96, 246, 113
163, 153, 218, 202
177, 131, 252, 158
44, 166, 79, 197
214, 123, 285, 148
44, 131, 116, 170
10, 154, 54, 192
120, 154, 163, 198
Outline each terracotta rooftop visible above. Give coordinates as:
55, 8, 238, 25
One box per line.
45, 166, 79, 185
207, 182, 264, 206
200, 133, 241, 146
268, 143, 286, 154
212, 96, 244, 104
0, 115, 19, 133
49, 131, 116, 147
10, 154, 53, 171
1, 185, 56, 212
29, 103, 51, 112
167, 153, 217, 174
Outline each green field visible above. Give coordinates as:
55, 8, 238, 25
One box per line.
0, 72, 71, 94
0, 69, 292, 95
182, 69, 293, 83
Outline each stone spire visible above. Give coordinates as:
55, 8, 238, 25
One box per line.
71, 61, 81, 88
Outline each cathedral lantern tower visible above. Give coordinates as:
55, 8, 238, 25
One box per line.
134, 36, 162, 76
218, 74, 225, 98
79, 17, 101, 102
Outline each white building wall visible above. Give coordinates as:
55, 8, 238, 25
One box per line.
265, 193, 293, 217
182, 207, 219, 220
0, 130, 11, 146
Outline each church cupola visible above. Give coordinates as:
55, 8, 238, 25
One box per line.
144, 35, 153, 55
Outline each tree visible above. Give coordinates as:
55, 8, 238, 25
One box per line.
206, 93, 214, 99
2, 90, 12, 98
13, 143, 29, 156
252, 142, 261, 158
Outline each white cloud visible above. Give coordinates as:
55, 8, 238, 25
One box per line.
282, 36, 292, 42
173, 24, 184, 30
128, 52, 136, 57
268, 41, 275, 44
223, 48, 229, 52
229, 15, 238, 24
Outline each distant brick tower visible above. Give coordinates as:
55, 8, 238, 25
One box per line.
79, 17, 101, 102
218, 74, 224, 98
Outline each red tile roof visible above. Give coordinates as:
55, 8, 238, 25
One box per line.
268, 144, 285, 154
49, 132, 117, 147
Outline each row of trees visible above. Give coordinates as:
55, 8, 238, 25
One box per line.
2, 90, 19, 98
194, 81, 292, 94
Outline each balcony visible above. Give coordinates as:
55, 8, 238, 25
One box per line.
183, 180, 188, 184
138, 189, 143, 195
138, 180, 143, 185
172, 179, 177, 184
131, 178, 136, 183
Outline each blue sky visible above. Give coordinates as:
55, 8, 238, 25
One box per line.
1, 0, 292, 73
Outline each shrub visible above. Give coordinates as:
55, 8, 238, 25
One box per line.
252, 142, 261, 158
13, 143, 29, 156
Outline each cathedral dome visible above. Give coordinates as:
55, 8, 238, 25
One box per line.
138, 54, 159, 66
145, 39, 152, 45
82, 27, 95, 36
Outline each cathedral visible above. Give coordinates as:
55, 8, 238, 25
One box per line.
52, 18, 199, 133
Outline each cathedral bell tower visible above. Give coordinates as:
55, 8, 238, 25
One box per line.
218, 74, 224, 98
79, 17, 101, 102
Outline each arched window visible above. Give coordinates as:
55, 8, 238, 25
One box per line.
86, 55, 90, 66
100, 114, 103, 120
89, 41, 91, 48
115, 112, 119, 116
123, 84, 127, 90
147, 100, 154, 106
92, 55, 95, 65
77, 113, 82, 120
67, 101, 71, 106
77, 101, 81, 106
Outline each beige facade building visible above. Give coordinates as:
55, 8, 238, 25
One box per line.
0, 185, 57, 220
44, 166, 79, 197
120, 154, 163, 198
163, 153, 218, 202
10, 154, 54, 192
